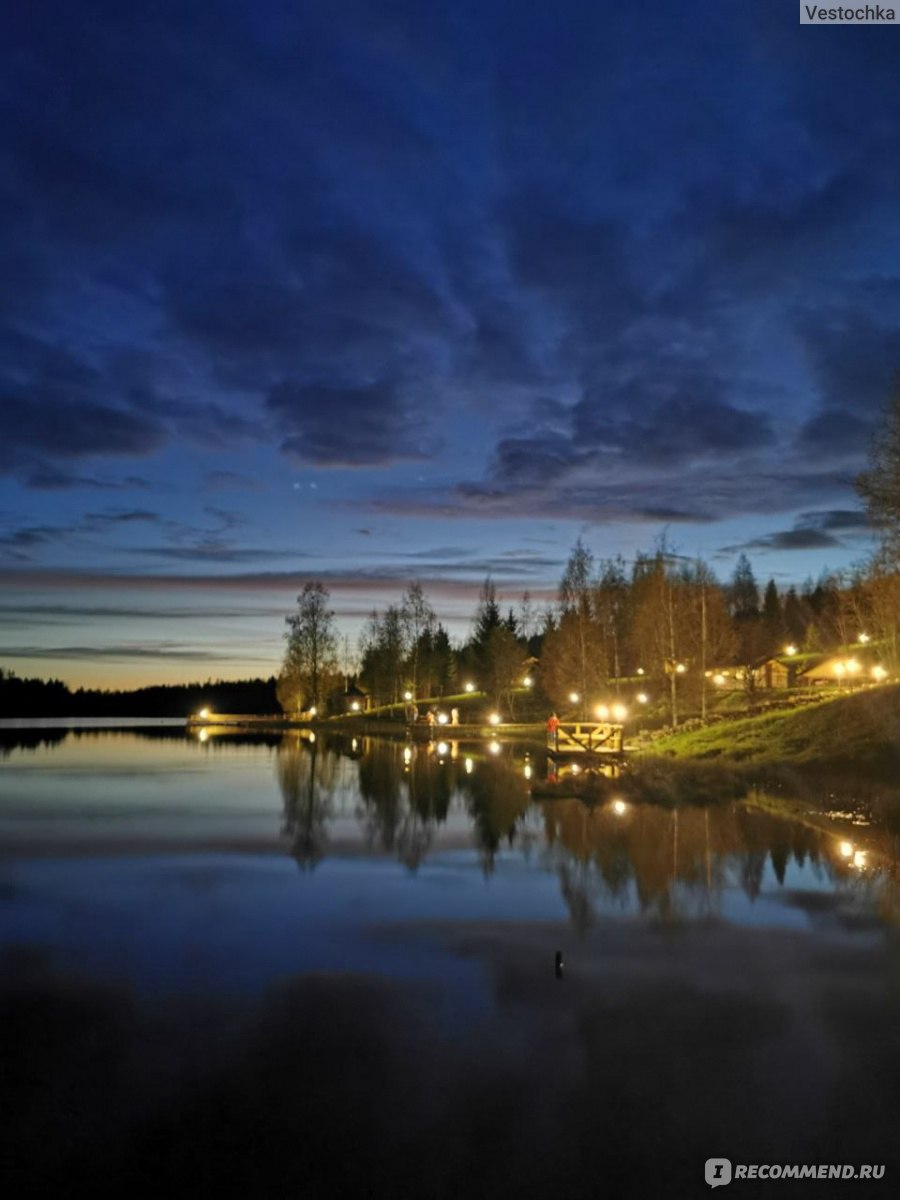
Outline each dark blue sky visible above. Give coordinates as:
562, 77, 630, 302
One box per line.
1, 0, 897, 685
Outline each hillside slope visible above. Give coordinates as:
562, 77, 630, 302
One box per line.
641, 685, 900, 774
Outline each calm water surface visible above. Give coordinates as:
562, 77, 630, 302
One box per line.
1, 728, 898, 1198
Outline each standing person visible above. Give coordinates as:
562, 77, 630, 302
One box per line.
546, 711, 560, 752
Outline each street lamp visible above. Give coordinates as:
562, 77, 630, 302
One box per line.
464, 682, 475, 693
785, 644, 797, 657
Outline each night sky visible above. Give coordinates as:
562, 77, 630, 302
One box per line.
2, 1, 898, 687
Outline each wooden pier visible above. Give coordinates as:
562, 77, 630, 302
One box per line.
547, 721, 624, 758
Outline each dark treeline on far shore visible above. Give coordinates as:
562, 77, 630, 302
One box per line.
0, 669, 279, 720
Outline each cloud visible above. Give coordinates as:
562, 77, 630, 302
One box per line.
0, 394, 167, 472
268, 380, 429, 467
0, 644, 261, 661
721, 529, 842, 554
719, 507, 871, 554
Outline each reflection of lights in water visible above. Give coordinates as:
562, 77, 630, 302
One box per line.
488, 712, 501, 726
839, 841, 853, 858
612, 703, 628, 721
403, 746, 412, 764
198, 727, 208, 744
488, 741, 501, 755
612, 798, 627, 815
437, 712, 448, 725
595, 704, 609, 719
308, 731, 316, 744
464, 757, 474, 773
524, 763, 532, 780
437, 741, 448, 755
853, 850, 867, 869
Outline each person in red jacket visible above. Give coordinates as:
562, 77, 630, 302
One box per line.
546, 711, 560, 751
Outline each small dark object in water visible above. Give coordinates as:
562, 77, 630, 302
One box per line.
555, 950, 564, 980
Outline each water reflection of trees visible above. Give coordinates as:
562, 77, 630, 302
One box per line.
541, 800, 845, 926
274, 734, 900, 927
276, 734, 338, 870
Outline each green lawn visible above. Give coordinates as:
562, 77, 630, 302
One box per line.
640, 684, 900, 774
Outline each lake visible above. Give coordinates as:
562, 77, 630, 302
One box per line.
1, 727, 897, 1197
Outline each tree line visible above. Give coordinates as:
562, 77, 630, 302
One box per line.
0, 670, 279, 718
276, 541, 899, 725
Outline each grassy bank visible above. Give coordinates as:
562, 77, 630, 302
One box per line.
639, 684, 900, 775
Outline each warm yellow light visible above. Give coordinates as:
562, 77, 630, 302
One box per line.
464, 682, 475, 693
308, 731, 316, 744
853, 850, 867, 869
839, 841, 853, 858
404, 690, 413, 701
612, 799, 627, 816
488, 740, 501, 755
872, 665, 887, 681
675, 663, 686, 674
569, 691, 580, 703
713, 673, 727, 687
308, 705, 317, 716
437, 741, 448, 755
846, 658, 861, 674
833, 663, 846, 678
612, 703, 628, 722
785, 644, 797, 656
595, 703, 610, 720
437, 712, 449, 725
198, 708, 210, 720
488, 712, 501, 726
570, 763, 580, 775
636, 667, 644, 676
859, 632, 870, 644
403, 746, 412, 764
637, 692, 648, 704
524, 763, 532, 780
523, 676, 533, 688
351, 701, 360, 712
464, 757, 474, 774
351, 738, 358, 751
198, 727, 209, 744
